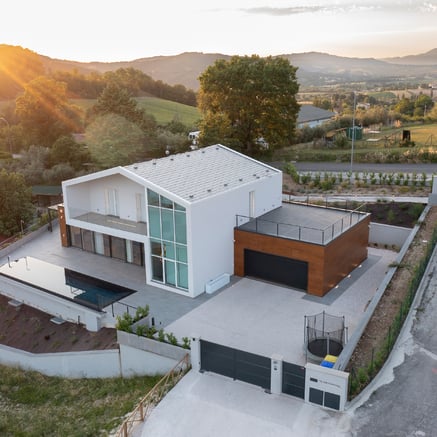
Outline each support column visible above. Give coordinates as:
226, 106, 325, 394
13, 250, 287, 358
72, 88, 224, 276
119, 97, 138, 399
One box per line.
270, 354, 283, 395
190, 335, 201, 372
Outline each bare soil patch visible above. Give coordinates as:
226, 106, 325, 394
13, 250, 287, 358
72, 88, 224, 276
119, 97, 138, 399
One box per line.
0, 294, 117, 353
347, 206, 437, 372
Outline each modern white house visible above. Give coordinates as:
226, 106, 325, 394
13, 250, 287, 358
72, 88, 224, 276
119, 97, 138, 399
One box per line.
60, 145, 283, 298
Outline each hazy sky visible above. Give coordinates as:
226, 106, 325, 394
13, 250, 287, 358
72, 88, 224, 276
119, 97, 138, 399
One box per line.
2, 1, 437, 62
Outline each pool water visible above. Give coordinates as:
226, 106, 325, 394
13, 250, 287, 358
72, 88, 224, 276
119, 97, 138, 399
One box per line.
0, 257, 135, 311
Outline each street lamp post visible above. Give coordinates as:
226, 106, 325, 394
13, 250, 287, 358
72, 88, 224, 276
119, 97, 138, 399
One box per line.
350, 92, 356, 173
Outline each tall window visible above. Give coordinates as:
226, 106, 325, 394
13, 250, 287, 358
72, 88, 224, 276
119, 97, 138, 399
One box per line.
147, 189, 188, 291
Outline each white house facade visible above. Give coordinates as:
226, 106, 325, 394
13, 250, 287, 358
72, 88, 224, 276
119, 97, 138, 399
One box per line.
61, 145, 282, 298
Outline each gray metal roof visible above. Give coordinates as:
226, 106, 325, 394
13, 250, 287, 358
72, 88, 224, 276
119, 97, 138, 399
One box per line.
297, 104, 336, 124
124, 144, 280, 203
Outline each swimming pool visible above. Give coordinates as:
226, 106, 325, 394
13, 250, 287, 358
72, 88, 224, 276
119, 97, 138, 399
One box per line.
0, 257, 135, 312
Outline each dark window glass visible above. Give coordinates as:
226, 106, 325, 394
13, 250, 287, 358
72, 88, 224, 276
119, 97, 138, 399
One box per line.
111, 236, 126, 261
103, 234, 111, 257
81, 229, 94, 253
147, 189, 160, 207
160, 195, 173, 209
132, 241, 144, 266
152, 256, 163, 282
70, 226, 82, 248
151, 239, 162, 256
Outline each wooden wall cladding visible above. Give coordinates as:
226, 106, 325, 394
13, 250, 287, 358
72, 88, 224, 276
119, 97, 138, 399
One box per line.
57, 205, 70, 247
234, 215, 370, 297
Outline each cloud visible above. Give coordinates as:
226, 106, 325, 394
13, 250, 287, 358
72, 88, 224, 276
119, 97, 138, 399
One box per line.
240, 1, 437, 17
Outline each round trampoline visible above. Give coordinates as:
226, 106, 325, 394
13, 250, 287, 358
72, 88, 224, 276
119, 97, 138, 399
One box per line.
304, 311, 347, 360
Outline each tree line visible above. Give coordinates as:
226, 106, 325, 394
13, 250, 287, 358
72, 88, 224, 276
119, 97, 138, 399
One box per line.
0, 45, 196, 106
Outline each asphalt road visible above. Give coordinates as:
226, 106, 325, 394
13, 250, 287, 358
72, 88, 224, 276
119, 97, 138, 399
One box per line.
271, 161, 437, 175
350, 247, 437, 437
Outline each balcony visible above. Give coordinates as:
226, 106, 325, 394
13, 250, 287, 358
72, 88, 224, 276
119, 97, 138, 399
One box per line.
69, 208, 148, 236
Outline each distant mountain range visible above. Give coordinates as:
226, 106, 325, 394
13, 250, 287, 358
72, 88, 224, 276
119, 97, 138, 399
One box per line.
39, 49, 437, 90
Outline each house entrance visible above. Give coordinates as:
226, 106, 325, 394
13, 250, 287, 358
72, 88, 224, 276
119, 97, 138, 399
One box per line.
244, 249, 308, 291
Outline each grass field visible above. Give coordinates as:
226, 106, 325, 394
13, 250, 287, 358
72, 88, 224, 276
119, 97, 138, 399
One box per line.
71, 97, 200, 127
0, 364, 161, 436
274, 123, 437, 162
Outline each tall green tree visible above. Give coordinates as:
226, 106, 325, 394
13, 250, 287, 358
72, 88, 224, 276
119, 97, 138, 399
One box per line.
85, 114, 148, 168
0, 169, 34, 236
15, 77, 82, 147
198, 55, 299, 154
88, 83, 156, 132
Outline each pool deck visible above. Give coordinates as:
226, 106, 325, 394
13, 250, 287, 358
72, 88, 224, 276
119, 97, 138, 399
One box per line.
0, 225, 219, 327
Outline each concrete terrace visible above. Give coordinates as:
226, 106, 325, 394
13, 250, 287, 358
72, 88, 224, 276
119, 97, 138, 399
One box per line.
0, 223, 397, 366
238, 202, 368, 245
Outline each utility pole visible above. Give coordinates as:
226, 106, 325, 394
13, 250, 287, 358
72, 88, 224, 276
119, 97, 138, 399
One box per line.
350, 92, 356, 173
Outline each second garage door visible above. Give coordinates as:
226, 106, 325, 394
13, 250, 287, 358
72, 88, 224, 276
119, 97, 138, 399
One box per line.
244, 249, 308, 291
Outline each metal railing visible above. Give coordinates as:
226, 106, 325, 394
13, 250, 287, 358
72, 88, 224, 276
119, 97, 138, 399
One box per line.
236, 207, 367, 245
115, 354, 191, 437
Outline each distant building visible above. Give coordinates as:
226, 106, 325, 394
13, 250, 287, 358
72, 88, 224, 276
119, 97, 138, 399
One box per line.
297, 104, 336, 129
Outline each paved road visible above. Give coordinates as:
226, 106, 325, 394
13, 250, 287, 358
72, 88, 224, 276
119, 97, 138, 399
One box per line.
289, 162, 437, 174
350, 245, 437, 436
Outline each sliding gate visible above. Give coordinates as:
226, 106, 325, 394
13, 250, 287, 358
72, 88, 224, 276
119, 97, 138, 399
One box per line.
282, 361, 306, 399
200, 340, 271, 390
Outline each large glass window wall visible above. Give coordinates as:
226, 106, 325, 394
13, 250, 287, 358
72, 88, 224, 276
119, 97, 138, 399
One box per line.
147, 189, 188, 291
68, 226, 144, 266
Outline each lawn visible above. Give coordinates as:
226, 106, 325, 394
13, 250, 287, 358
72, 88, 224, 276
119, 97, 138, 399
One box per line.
0, 364, 161, 436
71, 97, 200, 127
273, 122, 437, 162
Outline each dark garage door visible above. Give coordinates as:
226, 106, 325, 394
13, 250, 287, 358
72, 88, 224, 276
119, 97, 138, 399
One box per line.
244, 249, 308, 291
282, 361, 306, 399
200, 340, 271, 390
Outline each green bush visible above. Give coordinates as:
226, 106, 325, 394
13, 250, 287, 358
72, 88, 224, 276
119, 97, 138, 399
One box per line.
115, 313, 134, 333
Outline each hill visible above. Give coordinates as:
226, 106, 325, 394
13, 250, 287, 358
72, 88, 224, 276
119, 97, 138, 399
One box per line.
2, 45, 437, 94
38, 49, 437, 90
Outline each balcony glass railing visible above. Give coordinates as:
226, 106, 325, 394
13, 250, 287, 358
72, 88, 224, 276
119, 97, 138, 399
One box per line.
69, 208, 148, 235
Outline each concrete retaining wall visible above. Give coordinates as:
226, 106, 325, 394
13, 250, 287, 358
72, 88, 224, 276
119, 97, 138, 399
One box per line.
0, 344, 120, 378
369, 222, 411, 248
0, 332, 190, 378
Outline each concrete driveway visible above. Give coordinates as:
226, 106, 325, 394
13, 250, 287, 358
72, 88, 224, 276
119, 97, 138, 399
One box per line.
165, 247, 397, 365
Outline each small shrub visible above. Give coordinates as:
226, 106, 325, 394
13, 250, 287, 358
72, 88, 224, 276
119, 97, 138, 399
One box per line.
182, 337, 191, 349
157, 329, 166, 342
134, 305, 149, 322
115, 313, 134, 333
165, 332, 178, 346
135, 324, 147, 337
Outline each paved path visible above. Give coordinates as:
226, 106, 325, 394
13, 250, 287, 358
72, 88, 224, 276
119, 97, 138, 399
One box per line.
350, 244, 437, 436
136, 246, 437, 437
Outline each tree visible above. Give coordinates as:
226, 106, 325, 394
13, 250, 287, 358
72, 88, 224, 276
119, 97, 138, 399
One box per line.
49, 135, 90, 170
198, 55, 299, 154
0, 45, 44, 99
88, 83, 156, 132
85, 114, 149, 168
15, 76, 83, 147
0, 169, 34, 236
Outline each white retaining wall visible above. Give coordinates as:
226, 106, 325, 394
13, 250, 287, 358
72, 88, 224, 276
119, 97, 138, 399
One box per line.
369, 222, 412, 248
0, 344, 120, 378
0, 332, 191, 378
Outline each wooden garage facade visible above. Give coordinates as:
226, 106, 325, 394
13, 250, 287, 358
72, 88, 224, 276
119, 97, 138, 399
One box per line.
234, 209, 370, 297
